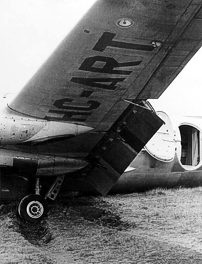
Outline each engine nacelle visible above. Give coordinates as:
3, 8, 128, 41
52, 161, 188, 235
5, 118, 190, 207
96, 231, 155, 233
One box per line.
0, 149, 88, 177
0, 97, 93, 145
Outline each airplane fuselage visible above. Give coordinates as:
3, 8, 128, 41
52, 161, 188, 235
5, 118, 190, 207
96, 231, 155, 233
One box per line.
1, 97, 202, 199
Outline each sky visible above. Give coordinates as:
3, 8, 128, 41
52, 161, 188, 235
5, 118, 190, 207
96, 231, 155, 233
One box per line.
0, 0, 202, 116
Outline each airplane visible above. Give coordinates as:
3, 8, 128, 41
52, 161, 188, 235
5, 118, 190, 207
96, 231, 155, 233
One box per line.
1, 0, 202, 223
61, 103, 202, 194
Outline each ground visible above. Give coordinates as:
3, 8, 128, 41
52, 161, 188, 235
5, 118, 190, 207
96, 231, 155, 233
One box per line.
1, 187, 202, 263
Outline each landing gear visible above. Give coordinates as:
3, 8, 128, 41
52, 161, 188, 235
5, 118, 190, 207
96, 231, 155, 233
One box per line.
17, 176, 64, 223
18, 194, 48, 223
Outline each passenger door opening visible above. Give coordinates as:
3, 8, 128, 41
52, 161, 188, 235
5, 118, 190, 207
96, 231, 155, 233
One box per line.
179, 125, 200, 166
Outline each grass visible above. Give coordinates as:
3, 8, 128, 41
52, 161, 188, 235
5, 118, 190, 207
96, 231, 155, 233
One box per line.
103, 187, 202, 253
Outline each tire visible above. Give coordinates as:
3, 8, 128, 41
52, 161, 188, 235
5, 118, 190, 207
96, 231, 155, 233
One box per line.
18, 194, 48, 223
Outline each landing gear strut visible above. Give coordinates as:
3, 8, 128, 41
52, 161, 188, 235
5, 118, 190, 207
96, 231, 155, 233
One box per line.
17, 176, 64, 223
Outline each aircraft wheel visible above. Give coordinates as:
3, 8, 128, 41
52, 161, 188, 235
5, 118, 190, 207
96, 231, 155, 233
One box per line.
18, 194, 48, 223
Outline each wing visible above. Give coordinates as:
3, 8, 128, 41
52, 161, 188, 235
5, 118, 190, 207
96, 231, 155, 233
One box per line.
8, 0, 202, 132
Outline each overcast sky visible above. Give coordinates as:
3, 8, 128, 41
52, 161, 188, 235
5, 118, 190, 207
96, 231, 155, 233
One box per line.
0, 0, 202, 116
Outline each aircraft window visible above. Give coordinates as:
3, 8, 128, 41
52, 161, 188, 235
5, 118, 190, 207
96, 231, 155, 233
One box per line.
179, 125, 200, 166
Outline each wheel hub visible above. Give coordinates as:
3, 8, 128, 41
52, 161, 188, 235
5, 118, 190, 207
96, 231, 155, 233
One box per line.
26, 201, 44, 219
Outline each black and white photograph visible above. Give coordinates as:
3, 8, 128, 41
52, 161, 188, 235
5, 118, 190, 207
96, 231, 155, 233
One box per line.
0, 1, 202, 263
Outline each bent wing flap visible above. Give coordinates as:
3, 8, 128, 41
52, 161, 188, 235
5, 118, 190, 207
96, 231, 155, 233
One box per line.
83, 104, 164, 195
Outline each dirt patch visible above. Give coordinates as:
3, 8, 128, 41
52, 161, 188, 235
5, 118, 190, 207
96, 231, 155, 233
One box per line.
1, 187, 202, 263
